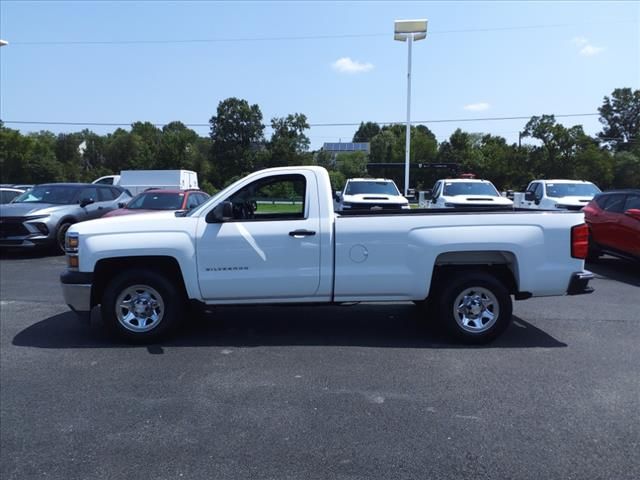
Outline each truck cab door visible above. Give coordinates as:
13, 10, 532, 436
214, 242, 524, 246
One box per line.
196, 171, 322, 301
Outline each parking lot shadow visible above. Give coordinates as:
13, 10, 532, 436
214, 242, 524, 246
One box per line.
586, 257, 640, 287
13, 305, 566, 350
0, 248, 58, 260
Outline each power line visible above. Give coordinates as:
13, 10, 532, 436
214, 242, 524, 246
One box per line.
7, 20, 637, 46
2, 113, 601, 129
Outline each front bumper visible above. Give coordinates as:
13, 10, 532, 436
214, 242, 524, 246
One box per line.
60, 271, 93, 314
566, 271, 595, 295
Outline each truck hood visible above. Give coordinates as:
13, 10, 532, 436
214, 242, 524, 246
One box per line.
550, 196, 594, 207
0, 203, 73, 217
342, 194, 408, 205
443, 195, 513, 206
72, 210, 192, 236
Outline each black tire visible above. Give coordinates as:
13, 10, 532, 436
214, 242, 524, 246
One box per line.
437, 271, 512, 344
101, 269, 184, 343
55, 221, 73, 254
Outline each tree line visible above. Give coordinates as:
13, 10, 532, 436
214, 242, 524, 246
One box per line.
1, 88, 638, 194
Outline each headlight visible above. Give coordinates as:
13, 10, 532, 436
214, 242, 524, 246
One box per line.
444, 202, 456, 207
341, 202, 352, 209
66, 232, 79, 252
66, 232, 79, 270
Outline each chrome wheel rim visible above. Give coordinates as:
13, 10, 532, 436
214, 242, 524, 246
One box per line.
115, 285, 164, 333
453, 287, 500, 333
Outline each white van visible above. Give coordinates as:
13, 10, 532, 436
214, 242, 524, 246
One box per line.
93, 170, 199, 197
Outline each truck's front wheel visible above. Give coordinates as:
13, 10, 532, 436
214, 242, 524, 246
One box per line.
438, 272, 512, 344
101, 269, 183, 342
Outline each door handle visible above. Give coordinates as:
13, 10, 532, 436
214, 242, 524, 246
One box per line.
289, 229, 316, 237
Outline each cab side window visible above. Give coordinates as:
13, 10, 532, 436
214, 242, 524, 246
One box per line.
224, 174, 307, 221
623, 195, 640, 211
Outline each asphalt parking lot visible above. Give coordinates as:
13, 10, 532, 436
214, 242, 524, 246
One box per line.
1, 252, 638, 480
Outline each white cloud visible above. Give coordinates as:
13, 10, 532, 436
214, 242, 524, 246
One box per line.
331, 57, 374, 74
580, 44, 605, 56
572, 36, 604, 56
463, 102, 490, 112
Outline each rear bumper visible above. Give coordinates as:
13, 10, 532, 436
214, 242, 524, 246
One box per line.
60, 271, 93, 314
566, 271, 595, 295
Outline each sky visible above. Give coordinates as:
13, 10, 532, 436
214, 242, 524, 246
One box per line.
0, 1, 639, 150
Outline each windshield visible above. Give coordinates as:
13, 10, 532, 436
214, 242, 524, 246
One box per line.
545, 183, 600, 198
345, 181, 400, 196
12, 185, 79, 204
127, 192, 185, 210
443, 182, 500, 197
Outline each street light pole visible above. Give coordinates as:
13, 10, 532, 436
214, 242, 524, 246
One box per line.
394, 19, 427, 197
404, 35, 413, 198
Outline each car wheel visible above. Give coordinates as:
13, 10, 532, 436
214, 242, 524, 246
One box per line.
438, 271, 512, 344
55, 222, 73, 254
101, 269, 184, 343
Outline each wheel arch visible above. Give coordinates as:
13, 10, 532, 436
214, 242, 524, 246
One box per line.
91, 256, 188, 308
428, 250, 521, 298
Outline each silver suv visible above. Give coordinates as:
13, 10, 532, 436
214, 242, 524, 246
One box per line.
0, 183, 132, 253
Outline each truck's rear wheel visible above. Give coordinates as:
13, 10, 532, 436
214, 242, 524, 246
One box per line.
101, 269, 183, 342
438, 271, 512, 344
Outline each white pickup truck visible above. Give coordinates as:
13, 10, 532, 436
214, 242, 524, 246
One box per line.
61, 166, 594, 344
513, 179, 601, 211
335, 178, 410, 211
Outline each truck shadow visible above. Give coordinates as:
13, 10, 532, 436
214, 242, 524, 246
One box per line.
13, 304, 567, 350
586, 257, 640, 287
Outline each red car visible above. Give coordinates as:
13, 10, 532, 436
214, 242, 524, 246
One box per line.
103, 189, 210, 217
583, 189, 640, 262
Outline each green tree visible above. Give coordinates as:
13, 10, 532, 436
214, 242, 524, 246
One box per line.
611, 151, 640, 188
158, 121, 201, 170
352, 121, 381, 142
336, 151, 368, 179
597, 88, 640, 152
268, 113, 310, 167
0, 125, 32, 183
209, 97, 265, 184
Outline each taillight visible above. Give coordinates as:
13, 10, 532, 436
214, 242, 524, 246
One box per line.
571, 223, 589, 259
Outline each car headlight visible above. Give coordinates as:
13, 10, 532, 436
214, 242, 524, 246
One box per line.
66, 232, 79, 270
66, 231, 79, 252
341, 202, 352, 209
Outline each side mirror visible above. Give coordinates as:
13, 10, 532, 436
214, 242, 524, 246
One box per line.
79, 198, 94, 208
624, 208, 640, 221
206, 201, 234, 223
117, 202, 127, 208
524, 191, 535, 202
423, 189, 433, 201
334, 191, 342, 202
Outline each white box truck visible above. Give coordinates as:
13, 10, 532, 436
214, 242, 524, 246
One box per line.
93, 170, 199, 196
